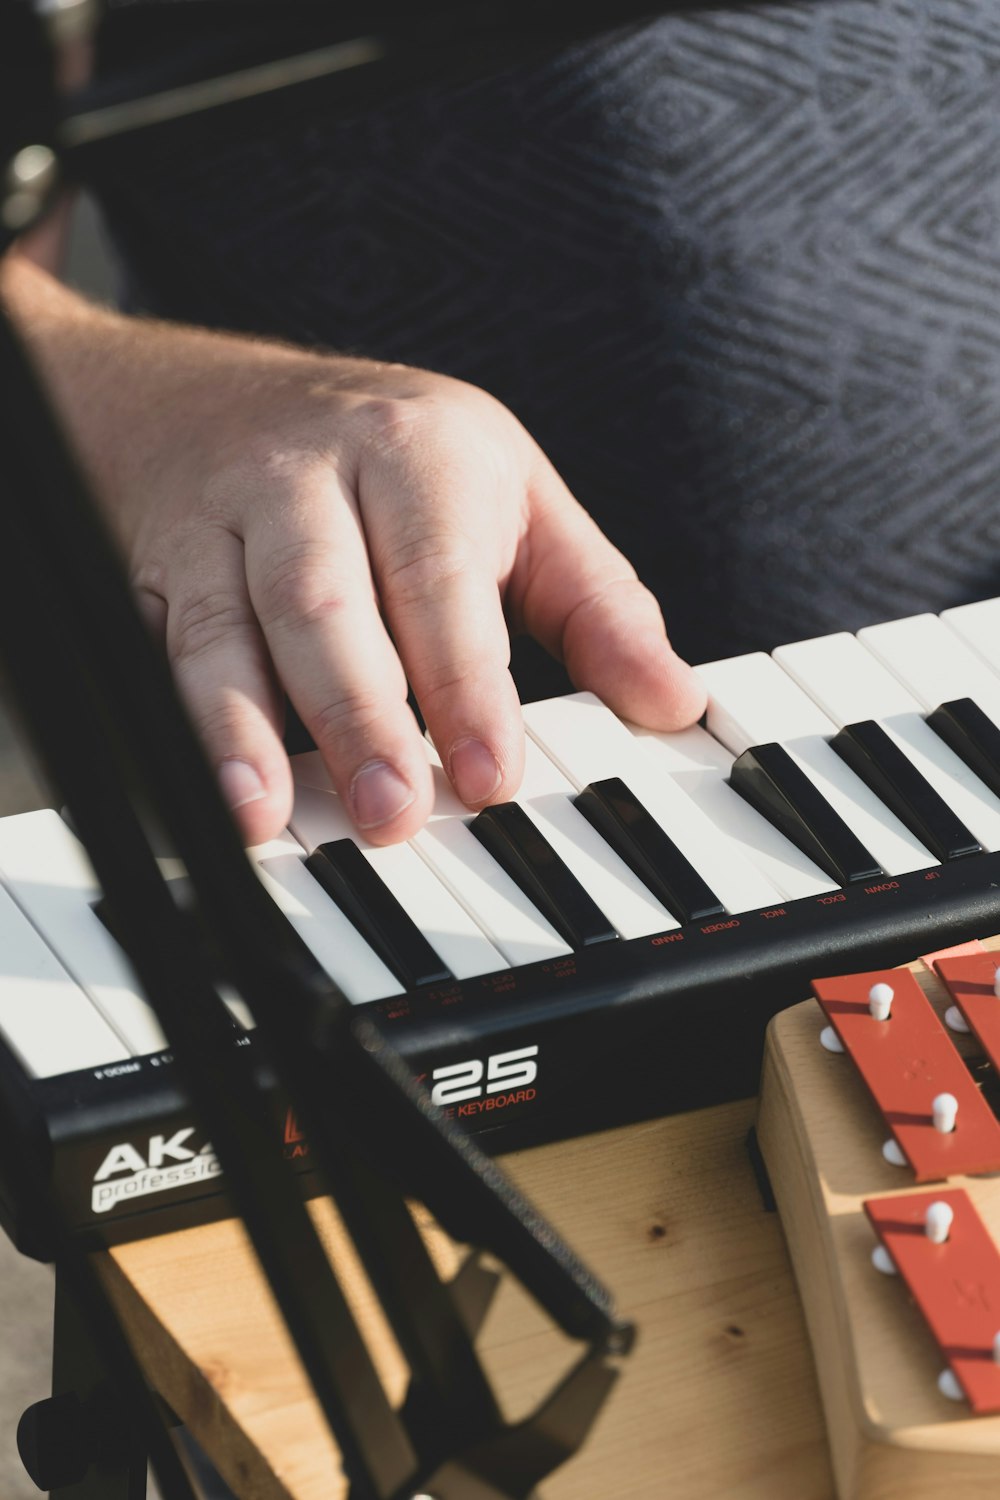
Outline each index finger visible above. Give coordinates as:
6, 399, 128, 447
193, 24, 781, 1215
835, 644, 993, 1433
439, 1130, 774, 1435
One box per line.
515, 458, 707, 730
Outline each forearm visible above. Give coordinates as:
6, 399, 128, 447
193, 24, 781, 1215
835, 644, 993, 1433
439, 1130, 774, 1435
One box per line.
0, 254, 349, 543
5, 255, 110, 443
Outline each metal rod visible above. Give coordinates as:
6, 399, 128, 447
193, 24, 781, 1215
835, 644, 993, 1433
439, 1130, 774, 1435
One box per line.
60, 34, 386, 147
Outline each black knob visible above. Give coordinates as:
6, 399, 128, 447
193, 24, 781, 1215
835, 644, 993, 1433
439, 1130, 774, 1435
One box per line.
17, 1392, 91, 1491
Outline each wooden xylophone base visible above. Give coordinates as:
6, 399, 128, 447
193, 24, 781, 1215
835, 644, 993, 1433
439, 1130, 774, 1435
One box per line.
758, 935, 1000, 1500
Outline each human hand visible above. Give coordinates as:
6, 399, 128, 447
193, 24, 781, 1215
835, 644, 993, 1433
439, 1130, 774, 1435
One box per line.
4, 266, 705, 845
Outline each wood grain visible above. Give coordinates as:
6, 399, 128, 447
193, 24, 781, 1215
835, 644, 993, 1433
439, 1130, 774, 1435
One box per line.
100, 1102, 835, 1500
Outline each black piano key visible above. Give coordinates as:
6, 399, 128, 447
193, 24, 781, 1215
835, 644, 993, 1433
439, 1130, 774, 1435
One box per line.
831, 719, 980, 863
729, 742, 883, 886
469, 802, 619, 950
305, 839, 451, 988
928, 698, 1000, 801
573, 777, 724, 924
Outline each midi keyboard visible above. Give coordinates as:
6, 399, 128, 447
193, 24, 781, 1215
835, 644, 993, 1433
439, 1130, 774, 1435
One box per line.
8, 600, 1000, 1252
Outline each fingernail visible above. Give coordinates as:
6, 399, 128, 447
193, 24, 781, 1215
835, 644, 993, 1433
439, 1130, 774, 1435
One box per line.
450, 737, 502, 806
218, 758, 267, 810
350, 760, 416, 829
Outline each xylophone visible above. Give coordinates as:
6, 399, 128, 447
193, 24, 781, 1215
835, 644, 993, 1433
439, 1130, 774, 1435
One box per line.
758, 940, 1000, 1500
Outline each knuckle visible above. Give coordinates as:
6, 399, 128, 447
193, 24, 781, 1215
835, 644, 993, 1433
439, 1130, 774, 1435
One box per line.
559, 572, 656, 654
357, 384, 485, 461
412, 663, 478, 708
361, 397, 432, 455
415, 634, 509, 705
201, 450, 350, 525
309, 691, 392, 750
130, 558, 167, 598
256, 544, 352, 630
383, 535, 472, 611
189, 698, 253, 747
168, 590, 252, 666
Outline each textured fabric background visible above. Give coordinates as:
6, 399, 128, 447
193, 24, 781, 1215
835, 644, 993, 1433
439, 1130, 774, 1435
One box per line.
86, 2, 1000, 691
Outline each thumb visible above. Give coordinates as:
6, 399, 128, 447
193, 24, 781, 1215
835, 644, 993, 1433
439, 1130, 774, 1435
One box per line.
515, 469, 706, 730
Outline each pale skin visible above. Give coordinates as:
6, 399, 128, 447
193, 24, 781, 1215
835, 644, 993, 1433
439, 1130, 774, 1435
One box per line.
1, 248, 706, 847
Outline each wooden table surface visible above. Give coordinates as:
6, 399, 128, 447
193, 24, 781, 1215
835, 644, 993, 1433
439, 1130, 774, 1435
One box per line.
99, 1100, 836, 1500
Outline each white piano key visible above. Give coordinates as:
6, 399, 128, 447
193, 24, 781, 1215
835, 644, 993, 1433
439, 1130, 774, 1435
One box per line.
774, 632, 1000, 852
412, 751, 572, 966
214, 991, 255, 1032
629, 722, 836, 900
510, 737, 677, 939
0, 882, 128, 1077
774, 631, 923, 723
523, 693, 783, 914
252, 830, 403, 1005
859, 613, 1000, 722
941, 597, 1000, 675
289, 758, 511, 979
695, 654, 936, 877
696, 652, 839, 752
0, 810, 168, 1056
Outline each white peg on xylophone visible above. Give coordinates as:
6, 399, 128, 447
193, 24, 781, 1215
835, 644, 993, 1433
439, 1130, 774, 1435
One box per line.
882, 1138, 907, 1167
871, 1244, 897, 1275
945, 1005, 970, 1034
819, 1025, 844, 1053
868, 982, 894, 1021
925, 1201, 954, 1244
994, 968, 1000, 1000
993, 1332, 1000, 1366
932, 1093, 959, 1133
938, 1369, 964, 1402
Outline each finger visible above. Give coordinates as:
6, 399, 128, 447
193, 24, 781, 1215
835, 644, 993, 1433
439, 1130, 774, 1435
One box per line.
134, 584, 167, 643
516, 463, 707, 730
361, 438, 524, 809
244, 468, 434, 844
164, 529, 293, 845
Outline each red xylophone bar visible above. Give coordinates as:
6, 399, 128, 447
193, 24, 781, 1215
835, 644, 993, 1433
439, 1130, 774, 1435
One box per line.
813, 969, 1000, 1181
936, 952, 1000, 1077
865, 1188, 1000, 1414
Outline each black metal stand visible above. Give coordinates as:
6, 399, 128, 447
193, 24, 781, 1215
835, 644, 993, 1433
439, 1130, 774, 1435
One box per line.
0, 7, 637, 1498
17, 1249, 618, 1500
18, 1270, 151, 1500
